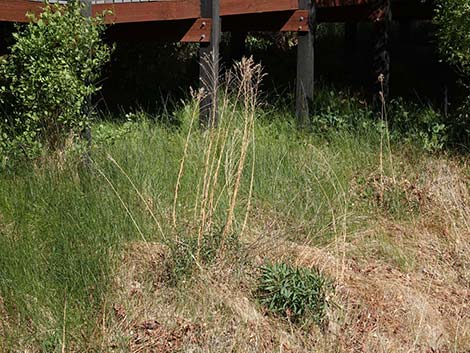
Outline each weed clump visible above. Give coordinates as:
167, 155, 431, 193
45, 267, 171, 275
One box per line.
168, 231, 241, 284
257, 262, 332, 326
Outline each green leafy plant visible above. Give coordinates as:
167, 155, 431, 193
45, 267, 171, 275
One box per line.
434, 0, 470, 76
0, 1, 111, 160
388, 98, 448, 151
257, 262, 331, 325
434, 0, 470, 144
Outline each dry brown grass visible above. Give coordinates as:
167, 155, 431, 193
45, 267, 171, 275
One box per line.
104, 155, 469, 353
105, 241, 328, 353
246, 156, 470, 353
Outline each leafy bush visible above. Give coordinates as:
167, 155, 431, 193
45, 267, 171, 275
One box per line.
311, 89, 373, 132
257, 262, 331, 325
388, 98, 448, 151
434, 0, 470, 76
0, 1, 111, 160
434, 0, 470, 144
308, 89, 447, 151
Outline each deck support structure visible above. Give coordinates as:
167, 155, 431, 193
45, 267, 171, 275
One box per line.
199, 0, 221, 128
398, 19, 414, 44
0, 23, 11, 56
344, 22, 358, 56
371, 0, 391, 109
0, 0, 436, 118
0, 37, 7, 56
296, 0, 315, 127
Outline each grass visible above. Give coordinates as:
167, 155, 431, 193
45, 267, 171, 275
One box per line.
0, 71, 469, 351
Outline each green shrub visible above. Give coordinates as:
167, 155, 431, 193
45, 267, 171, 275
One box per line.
308, 89, 447, 151
434, 0, 470, 144
434, 0, 470, 76
0, 1, 111, 160
388, 98, 448, 151
257, 262, 331, 325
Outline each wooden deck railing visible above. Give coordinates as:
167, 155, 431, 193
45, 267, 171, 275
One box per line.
0, 0, 435, 124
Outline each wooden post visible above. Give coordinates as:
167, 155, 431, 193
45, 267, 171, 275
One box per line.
344, 22, 358, 56
230, 32, 247, 62
398, 19, 412, 44
199, 0, 221, 128
371, 0, 391, 109
0, 24, 9, 56
296, 0, 315, 127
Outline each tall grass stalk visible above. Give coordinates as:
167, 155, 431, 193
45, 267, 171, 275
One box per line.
172, 89, 200, 230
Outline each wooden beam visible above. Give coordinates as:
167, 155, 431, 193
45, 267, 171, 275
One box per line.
1, 0, 311, 24
282, 10, 310, 31
93, 1, 200, 24
0, 0, 44, 22
222, 10, 309, 33
316, 0, 369, 7
199, 0, 221, 127
105, 19, 212, 43
0, 0, 201, 23
316, 0, 432, 22
221, 0, 298, 16
0, 0, 434, 25
296, 0, 316, 127
183, 19, 212, 42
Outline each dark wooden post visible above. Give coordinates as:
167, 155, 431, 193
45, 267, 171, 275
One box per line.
199, 0, 221, 128
0, 39, 7, 57
296, 0, 316, 127
398, 19, 412, 44
230, 32, 247, 62
370, 0, 391, 109
0, 24, 9, 56
344, 22, 358, 56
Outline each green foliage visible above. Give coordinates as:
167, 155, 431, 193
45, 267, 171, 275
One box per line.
388, 98, 448, 151
311, 89, 373, 132
435, 0, 470, 75
0, 1, 111, 160
309, 89, 447, 151
434, 0, 470, 144
94, 113, 141, 146
257, 262, 331, 325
